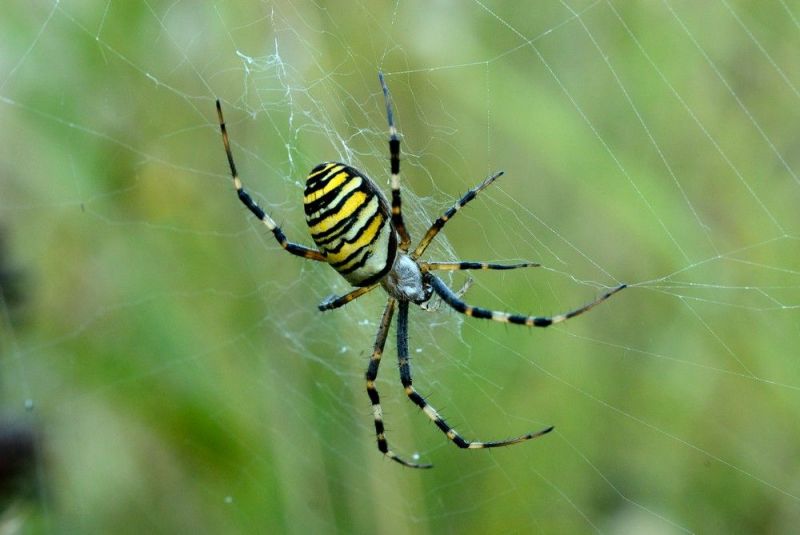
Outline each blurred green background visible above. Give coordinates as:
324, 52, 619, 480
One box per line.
2, 1, 799, 533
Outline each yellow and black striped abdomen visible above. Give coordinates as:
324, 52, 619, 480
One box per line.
304, 163, 398, 286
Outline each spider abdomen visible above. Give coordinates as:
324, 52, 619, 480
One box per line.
304, 162, 398, 287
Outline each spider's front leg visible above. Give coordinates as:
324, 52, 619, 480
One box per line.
318, 285, 378, 311
412, 170, 504, 259
379, 72, 411, 251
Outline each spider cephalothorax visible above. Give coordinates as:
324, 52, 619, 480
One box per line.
383, 253, 432, 304
215, 73, 625, 468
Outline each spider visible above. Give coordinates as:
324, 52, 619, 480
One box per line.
215, 73, 626, 469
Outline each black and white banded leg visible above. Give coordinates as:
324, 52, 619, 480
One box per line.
422, 261, 540, 272
216, 100, 326, 262
396, 300, 553, 449
429, 274, 626, 327
379, 72, 411, 252
318, 284, 379, 311
413, 171, 505, 259
366, 298, 432, 469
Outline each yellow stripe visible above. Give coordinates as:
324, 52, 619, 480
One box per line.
334, 196, 378, 240
326, 214, 383, 265
303, 171, 353, 203
305, 177, 363, 228
308, 191, 367, 235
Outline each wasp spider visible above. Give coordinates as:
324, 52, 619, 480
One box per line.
215, 74, 625, 469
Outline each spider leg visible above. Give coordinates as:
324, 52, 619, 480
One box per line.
420, 276, 474, 312
418, 261, 539, 311
379, 73, 411, 251
429, 274, 626, 327
318, 284, 378, 311
216, 100, 326, 262
366, 298, 432, 469
421, 261, 540, 272
397, 301, 553, 449
412, 171, 504, 259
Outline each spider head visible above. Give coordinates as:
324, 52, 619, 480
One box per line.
382, 253, 431, 304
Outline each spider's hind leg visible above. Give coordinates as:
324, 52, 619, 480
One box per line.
367, 298, 432, 469
396, 300, 553, 449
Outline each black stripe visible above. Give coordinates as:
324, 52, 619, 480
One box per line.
397, 301, 411, 387
323, 210, 383, 256
407, 391, 426, 408
355, 227, 397, 287
329, 241, 369, 269
453, 262, 531, 270
330, 215, 387, 269
309, 162, 333, 176
271, 227, 288, 246
429, 207, 455, 230
508, 314, 528, 325
305, 163, 340, 188
335, 250, 371, 273
452, 435, 469, 448
470, 307, 492, 319
460, 190, 476, 204
304, 175, 361, 216
311, 210, 360, 245
305, 184, 363, 225
312, 198, 378, 245
451, 301, 468, 313
367, 387, 380, 405
365, 358, 380, 381
433, 418, 450, 433
391, 190, 402, 209
238, 189, 266, 220
389, 139, 400, 175
304, 165, 348, 195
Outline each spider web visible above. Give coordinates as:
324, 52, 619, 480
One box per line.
2, 1, 799, 532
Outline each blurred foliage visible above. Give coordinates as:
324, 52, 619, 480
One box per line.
1, 1, 799, 533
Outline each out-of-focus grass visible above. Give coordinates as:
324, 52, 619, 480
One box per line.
1, 1, 799, 533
